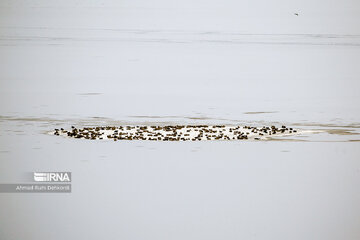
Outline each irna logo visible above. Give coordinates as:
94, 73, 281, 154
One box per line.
33, 172, 71, 182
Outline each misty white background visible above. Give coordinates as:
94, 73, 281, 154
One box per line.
0, 1, 360, 240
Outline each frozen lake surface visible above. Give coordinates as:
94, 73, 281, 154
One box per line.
0, 0, 360, 239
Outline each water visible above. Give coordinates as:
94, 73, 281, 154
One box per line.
0, 1, 360, 239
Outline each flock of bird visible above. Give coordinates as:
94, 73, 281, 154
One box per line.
53, 125, 297, 141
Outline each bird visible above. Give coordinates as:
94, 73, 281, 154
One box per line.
294, 13, 299, 16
